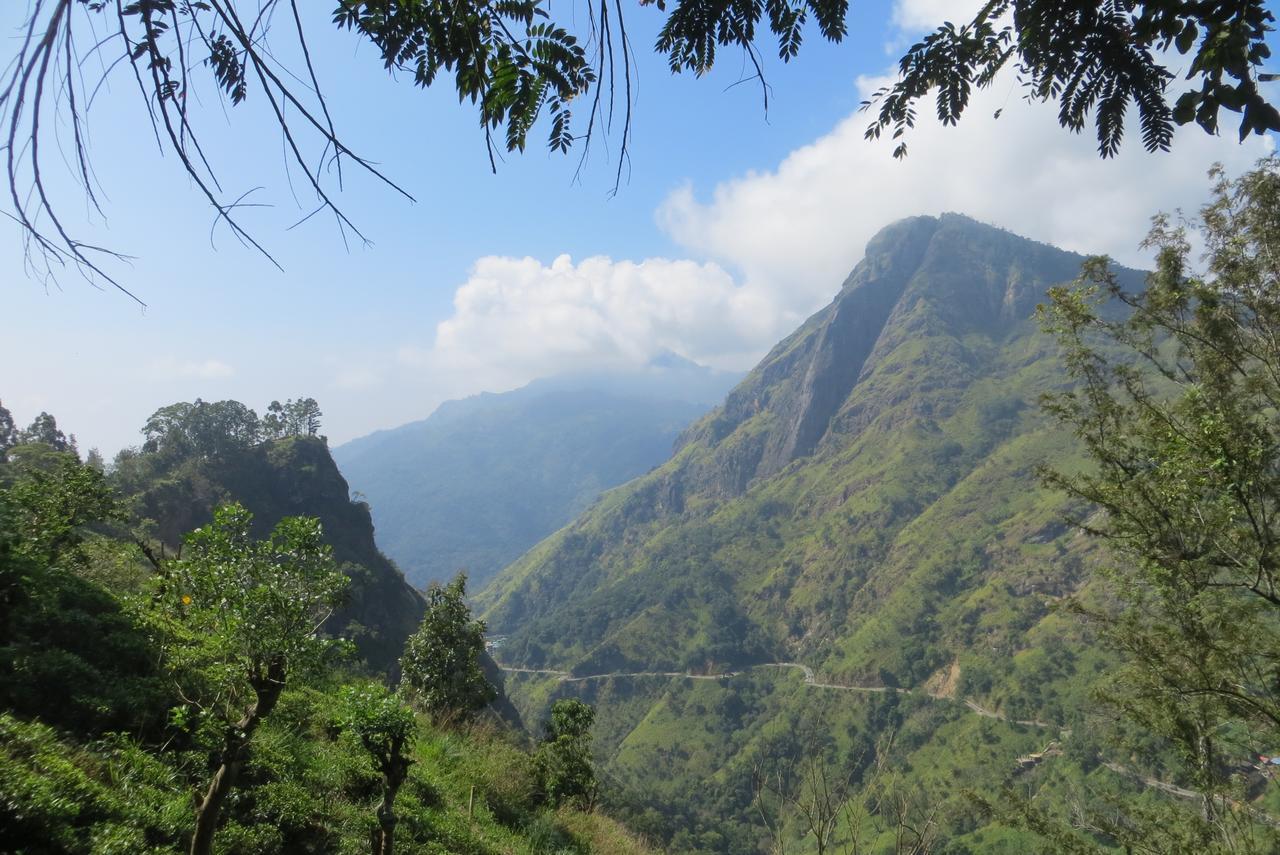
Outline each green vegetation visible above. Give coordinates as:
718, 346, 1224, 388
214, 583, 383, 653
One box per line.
334, 366, 736, 589
478, 207, 1280, 852
338, 684, 418, 855
160, 504, 349, 855
1028, 159, 1280, 851
537, 699, 599, 810
402, 574, 498, 722
113, 398, 423, 670
10, 172, 1280, 852
0, 411, 653, 855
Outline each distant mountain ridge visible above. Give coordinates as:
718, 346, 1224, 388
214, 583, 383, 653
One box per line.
334, 358, 741, 590
475, 214, 1150, 852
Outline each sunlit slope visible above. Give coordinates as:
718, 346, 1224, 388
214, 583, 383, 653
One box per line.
479, 214, 1133, 689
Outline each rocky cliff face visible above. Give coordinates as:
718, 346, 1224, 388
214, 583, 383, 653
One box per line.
673, 214, 1096, 499
126, 436, 424, 671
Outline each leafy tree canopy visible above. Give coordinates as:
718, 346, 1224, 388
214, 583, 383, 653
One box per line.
0, 402, 16, 462
157, 502, 349, 855
338, 682, 417, 855
160, 503, 349, 706
137, 397, 323, 463
869, 0, 1280, 158
5, 0, 1274, 299
399, 572, 496, 721
1039, 156, 1280, 849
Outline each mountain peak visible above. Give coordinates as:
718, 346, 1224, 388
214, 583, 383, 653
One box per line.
668, 216, 1134, 497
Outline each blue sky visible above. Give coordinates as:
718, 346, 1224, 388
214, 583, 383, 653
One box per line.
2, 0, 1275, 454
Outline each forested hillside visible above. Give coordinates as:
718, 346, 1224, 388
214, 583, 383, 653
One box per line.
477, 214, 1280, 851
0, 403, 654, 855
335, 360, 738, 590
106, 399, 424, 669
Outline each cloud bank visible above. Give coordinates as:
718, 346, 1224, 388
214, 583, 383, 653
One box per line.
406, 254, 769, 390
659, 75, 1272, 316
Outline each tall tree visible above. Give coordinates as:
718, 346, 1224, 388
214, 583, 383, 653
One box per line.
158, 503, 348, 855
142, 400, 260, 459
19, 412, 73, 454
5, 1, 1273, 299
1039, 157, 1280, 850
262, 400, 286, 440
399, 572, 495, 722
0, 402, 16, 462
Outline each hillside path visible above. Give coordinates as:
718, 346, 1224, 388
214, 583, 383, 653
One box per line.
496, 661, 1052, 727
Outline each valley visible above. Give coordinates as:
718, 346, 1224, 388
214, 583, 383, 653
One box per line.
7, 3, 1279, 852
9, 191, 1280, 854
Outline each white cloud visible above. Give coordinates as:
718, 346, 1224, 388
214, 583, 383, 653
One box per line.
657, 70, 1273, 316
396, 37, 1273, 406
146, 358, 235, 381
892, 0, 982, 32
418, 254, 772, 391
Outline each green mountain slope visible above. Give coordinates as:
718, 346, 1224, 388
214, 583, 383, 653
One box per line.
114, 433, 424, 671
476, 215, 1177, 851
334, 360, 738, 590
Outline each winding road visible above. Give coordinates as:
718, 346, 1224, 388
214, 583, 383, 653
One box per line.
497, 661, 1054, 728
499, 660, 1280, 823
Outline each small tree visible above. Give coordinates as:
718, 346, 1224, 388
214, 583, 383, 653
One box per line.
160, 503, 348, 855
399, 573, 495, 722
536, 698, 598, 809
339, 684, 417, 855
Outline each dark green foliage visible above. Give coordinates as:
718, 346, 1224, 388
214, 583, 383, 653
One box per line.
0, 714, 189, 854
333, 0, 593, 156
866, 0, 1280, 158
159, 503, 349, 715
141, 397, 321, 461
261, 398, 323, 440
114, 401, 423, 671
159, 503, 349, 855
18, 411, 75, 454
339, 683, 417, 855
0, 454, 171, 738
1037, 157, 1280, 850
0, 412, 652, 855
401, 574, 497, 722
0, 401, 16, 462
536, 699, 597, 809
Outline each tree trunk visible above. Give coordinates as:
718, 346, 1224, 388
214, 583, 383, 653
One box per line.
373, 753, 411, 855
375, 786, 397, 855
190, 665, 285, 855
